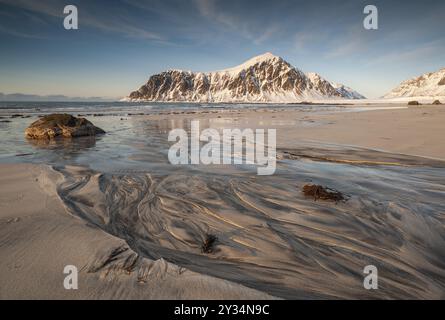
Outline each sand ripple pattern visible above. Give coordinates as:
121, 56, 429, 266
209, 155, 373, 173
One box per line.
55, 155, 445, 299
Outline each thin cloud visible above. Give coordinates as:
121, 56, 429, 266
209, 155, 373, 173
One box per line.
365, 39, 445, 67
325, 38, 368, 59
0, 24, 46, 39
0, 0, 163, 40
193, 0, 279, 45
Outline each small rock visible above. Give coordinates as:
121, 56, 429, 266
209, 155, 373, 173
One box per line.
25, 113, 105, 139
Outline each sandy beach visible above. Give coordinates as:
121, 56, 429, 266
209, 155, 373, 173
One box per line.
140, 104, 445, 160
1, 104, 445, 299
0, 163, 275, 299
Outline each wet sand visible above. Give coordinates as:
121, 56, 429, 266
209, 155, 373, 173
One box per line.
141, 104, 445, 160
0, 164, 275, 299
1, 105, 445, 299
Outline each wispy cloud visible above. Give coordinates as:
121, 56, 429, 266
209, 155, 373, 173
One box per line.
193, 0, 280, 45
365, 39, 445, 67
0, 0, 163, 40
324, 37, 368, 59
0, 24, 47, 39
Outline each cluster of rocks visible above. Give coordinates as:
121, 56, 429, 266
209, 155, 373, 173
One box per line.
407, 100, 442, 106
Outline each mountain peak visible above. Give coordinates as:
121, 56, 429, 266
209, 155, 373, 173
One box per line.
127, 54, 365, 102
218, 52, 283, 74
249, 52, 280, 62
241, 52, 283, 66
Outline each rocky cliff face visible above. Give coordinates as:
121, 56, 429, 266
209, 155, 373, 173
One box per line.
126, 52, 365, 103
384, 67, 445, 98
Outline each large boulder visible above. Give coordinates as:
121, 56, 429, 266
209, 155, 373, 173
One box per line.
25, 114, 105, 139
432, 100, 442, 105
407, 100, 421, 105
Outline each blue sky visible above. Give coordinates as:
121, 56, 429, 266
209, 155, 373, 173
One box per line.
0, 0, 444, 99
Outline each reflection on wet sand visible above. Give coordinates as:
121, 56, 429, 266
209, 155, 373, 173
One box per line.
21, 135, 101, 166
27, 135, 98, 151
26, 135, 99, 162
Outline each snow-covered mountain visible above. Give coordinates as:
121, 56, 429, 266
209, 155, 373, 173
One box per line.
330, 82, 365, 100
384, 67, 445, 99
305, 72, 365, 100
125, 52, 365, 103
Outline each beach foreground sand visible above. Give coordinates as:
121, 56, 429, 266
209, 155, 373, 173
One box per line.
1, 105, 445, 299
0, 164, 276, 299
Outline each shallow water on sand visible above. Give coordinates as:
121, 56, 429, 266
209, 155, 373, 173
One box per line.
53, 150, 445, 299
0, 103, 444, 299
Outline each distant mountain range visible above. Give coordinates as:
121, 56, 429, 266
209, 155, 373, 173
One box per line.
0, 92, 113, 102
125, 52, 365, 103
384, 67, 445, 99
8, 55, 444, 103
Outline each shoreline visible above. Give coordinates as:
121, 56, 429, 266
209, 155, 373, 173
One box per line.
120, 97, 445, 105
